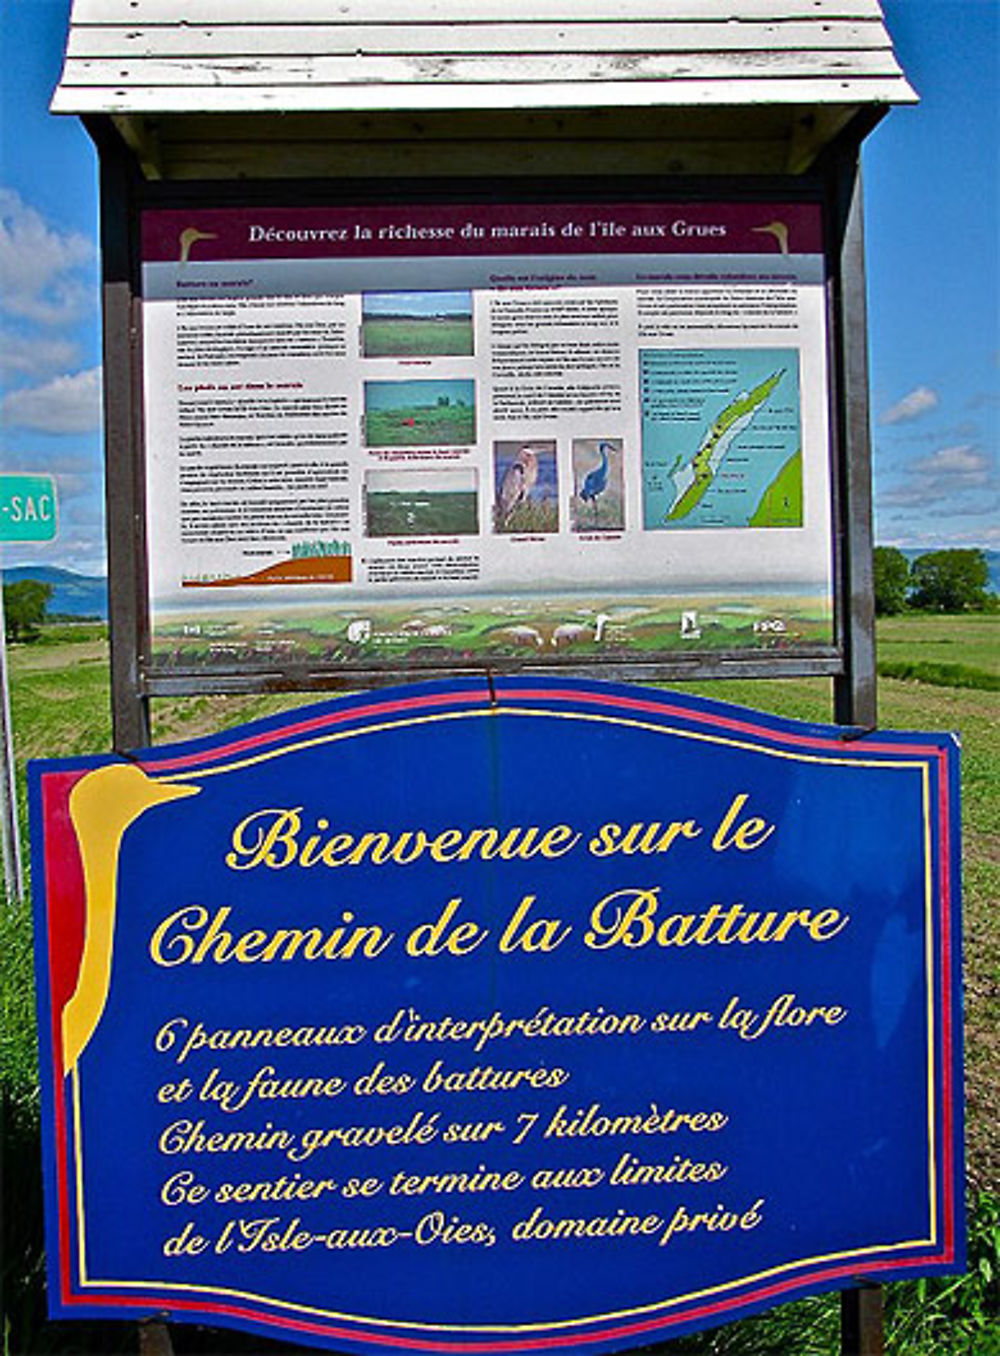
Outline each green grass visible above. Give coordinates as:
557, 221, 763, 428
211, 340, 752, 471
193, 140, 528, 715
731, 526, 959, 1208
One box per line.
878, 659, 1000, 691
365, 489, 479, 536
364, 403, 476, 447
2, 614, 997, 1354
571, 482, 625, 533
495, 496, 559, 534
877, 613, 1000, 677
362, 315, 474, 358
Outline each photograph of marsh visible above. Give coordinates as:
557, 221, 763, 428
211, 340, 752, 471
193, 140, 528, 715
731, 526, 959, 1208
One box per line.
364, 467, 479, 537
364, 378, 477, 447
361, 290, 475, 357
571, 437, 625, 532
492, 440, 559, 534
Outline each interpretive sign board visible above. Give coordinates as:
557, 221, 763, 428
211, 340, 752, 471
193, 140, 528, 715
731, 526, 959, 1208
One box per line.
31, 679, 963, 1352
141, 200, 837, 675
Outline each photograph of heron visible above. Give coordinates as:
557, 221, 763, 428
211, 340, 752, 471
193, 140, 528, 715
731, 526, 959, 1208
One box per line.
361, 290, 475, 358
492, 440, 558, 534
364, 468, 479, 537
571, 438, 624, 531
364, 379, 477, 447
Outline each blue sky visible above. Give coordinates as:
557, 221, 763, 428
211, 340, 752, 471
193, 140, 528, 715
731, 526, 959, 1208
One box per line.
0, 0, 997, 575
364, 291, 473, 318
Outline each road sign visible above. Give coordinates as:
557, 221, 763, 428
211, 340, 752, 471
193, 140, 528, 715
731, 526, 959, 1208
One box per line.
0, 473, 57, 542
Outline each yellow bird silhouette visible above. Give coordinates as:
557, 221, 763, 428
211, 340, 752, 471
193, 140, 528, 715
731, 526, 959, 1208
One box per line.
752, 221, 790, 255
61, 764, 200, 1073
178, 227, 218, 263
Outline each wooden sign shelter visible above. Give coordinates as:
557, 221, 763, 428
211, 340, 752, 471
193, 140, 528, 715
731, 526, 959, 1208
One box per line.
51, 4, 917, 1351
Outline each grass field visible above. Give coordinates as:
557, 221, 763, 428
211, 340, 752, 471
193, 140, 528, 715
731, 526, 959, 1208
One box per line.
875, 613, 1000, 690
364, 402, 477, 447
494, 497, 559, 534
362, 315, 474, 358
2, 615, 997, 1354
365, 489, 479, 536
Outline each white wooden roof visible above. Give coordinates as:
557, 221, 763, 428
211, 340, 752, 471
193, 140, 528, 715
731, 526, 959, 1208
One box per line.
52, 0, 916, 116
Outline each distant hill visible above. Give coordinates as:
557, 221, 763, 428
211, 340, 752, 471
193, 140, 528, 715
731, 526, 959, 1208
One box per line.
2, 566, 107, 618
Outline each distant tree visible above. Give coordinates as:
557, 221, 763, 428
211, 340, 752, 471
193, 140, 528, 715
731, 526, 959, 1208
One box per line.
873, 546, 910, 615
3, 579, 53, 641
908, 548, 991, 612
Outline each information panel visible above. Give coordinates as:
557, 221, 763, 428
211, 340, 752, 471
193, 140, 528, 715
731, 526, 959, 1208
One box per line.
32, 679, 963, 1352
140, 201, 836, 672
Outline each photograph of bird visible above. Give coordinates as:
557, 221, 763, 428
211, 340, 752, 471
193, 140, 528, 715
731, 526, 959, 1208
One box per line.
493, 445, 539, 531
572, 438, 623, 531
579, 441, 611, 521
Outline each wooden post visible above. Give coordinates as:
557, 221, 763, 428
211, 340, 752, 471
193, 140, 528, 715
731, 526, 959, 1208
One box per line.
88, 122, 163, 1355
828, 133, 878, 733
138, 1318, 175, 1356
826, 131, 883, 1355
89, 120, 152, 752
841, 1282, 885, 1356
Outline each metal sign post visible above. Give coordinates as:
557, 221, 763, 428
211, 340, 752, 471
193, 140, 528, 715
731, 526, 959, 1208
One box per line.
0, 583, 23, 905
0, 472, 58, 903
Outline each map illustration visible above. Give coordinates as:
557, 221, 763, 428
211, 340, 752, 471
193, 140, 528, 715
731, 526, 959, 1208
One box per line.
641, 349, 802, 530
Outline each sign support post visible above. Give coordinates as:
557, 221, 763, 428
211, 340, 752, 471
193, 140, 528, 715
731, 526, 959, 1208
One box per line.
830, 140, 878, 733
0, 584, 23, 905
842, 1283, 885, 1356
90, 119, 151, 753
828, 140, 883, 1356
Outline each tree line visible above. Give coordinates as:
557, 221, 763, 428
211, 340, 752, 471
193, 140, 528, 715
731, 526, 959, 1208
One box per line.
874, 547, 995, 616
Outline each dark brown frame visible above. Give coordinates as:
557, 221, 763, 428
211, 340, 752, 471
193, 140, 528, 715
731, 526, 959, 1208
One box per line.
91, 149, 877, 751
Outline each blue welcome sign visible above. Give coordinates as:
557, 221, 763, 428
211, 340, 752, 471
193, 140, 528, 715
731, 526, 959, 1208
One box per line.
31, 678, 963, 1351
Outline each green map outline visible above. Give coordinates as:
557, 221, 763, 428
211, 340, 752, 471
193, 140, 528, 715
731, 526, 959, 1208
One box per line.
665, 368, 786, 523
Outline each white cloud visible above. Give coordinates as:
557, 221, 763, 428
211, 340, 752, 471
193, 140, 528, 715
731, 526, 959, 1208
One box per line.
878, 419, 979, 446
877, 440, 995, 512
0, 188, 96, 326
2, 366, 102, 433
879, 482, 943, 508
0, 449, 94, 475
909, 444, 992, 481
879, 516, 1000, 550
8, 529, 107, 578
0, 329, 79, 377
885, 494, 1000, 520
879, 386, 939, 425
